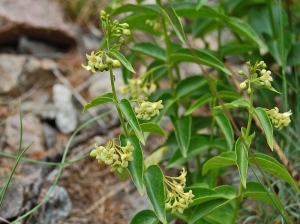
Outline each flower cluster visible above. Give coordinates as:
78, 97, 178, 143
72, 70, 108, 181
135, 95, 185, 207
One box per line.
100, 10, 131, 43
82, 51, 121, 73
265, 107, 292, 130
119, 78, 157, 100
146, 19, 162, 31
135, 100, 164, 120
238, 61, 278, 94
90, 140, 134, 173
164, 168, 194, 214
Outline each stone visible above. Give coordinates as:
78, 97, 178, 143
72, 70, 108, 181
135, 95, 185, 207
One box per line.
53, 84, 78, 134
0, 54, 56, 95
31, 185, 72, 224
0, 0, 76, 47
87, 69, 124, 99
42, 122, 58, 149
5, 113, 46, 158
0, 175, 34, 220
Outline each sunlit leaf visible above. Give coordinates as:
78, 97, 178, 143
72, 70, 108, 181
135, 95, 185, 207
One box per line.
82, 93, 114, 113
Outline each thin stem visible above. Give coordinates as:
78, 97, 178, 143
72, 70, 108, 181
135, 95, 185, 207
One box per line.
231, 182, 243, 224
267, 0, 276, 38
106, 38, 129, 137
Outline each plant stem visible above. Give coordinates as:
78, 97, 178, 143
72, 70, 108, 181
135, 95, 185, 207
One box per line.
106, 38, 129, 138
232, 83, 254, 223
156, 0, 178, 118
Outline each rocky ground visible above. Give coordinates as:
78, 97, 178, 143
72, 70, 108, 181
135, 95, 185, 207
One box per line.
0, 0, 159, 223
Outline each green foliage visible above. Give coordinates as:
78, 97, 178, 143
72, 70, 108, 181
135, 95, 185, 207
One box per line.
66, 0, 300, 223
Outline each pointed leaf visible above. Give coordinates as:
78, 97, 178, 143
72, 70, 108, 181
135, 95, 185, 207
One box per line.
242, 182, 282, 208
170, 48, 231, 75
189, 198, 236, 224
130, 210, 162, 224
176, 76, 208, 99
235, 138, 251, 188
184, 94, 213, 116
171, 115, 192, 158
167, 135, 209, 168
83, 92, 114, 113
132, 42, 167, 61
120, 134, 144, 195
119, 99, 145, 145
160, 7, 186, 43
215, 113, 234, 151
185, 185, 236, 207
249, 153, 299, 192
110, 50, 136, 73
213, 99, 250, 110
202, 151, 236, 175
254, 107, 273, 151
144, 165, 167, 224
140, 122, 167, 138
196, 0, 209, 10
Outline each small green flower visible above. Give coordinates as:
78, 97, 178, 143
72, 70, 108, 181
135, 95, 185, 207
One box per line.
266, 107, 292, 130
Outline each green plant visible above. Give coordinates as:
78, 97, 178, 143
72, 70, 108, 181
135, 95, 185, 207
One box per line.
81, 1, 299, 223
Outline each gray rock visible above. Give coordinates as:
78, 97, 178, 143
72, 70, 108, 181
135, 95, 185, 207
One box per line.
42, 122, 57, 149
0, 0, 76, 47
0, 54, 56, 95
0, 175, 34, 220
31, 185, 72, 224
53, 84, 77, 134
5, 113, 46, 158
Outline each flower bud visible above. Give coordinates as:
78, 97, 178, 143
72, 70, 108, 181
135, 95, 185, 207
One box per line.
247, 87, 252, 95
239, 82, 247, 90
123, 29, 131, 36
121, 23, 129, 28
112, 60, 121, 67
119, 37, 125, 45
101, 10, 106, 16
154, 23, 161, 31
238, 70, 246, 76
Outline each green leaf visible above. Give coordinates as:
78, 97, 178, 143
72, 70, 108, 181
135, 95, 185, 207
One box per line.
171, 115, 192, 158
242, 181, 281, 207
172, 3, 265, 48
218, 90, 241, 101
235, 137, 251, 188
249, 153, 299, 192
213, 99, 250, 110
170, 48, 231, 75
184, 94, 213, 116
185, 185, 236, 207
140, 122, 167, 138
224, 17, 266, 50
287, 42, 300, 66
144, 165, 167, 224
202, 151, 236, 175
196, 0, 209, 10
263, 32, 292, 66
119, 99, 145, 145
120, 134, 144, 195
144, 146, 170, 169
132, 42, 167, 61
82, 93, 114, 113
110, 50, 136, 73
160, 7, 186, 43
211, 137, 229, 152
129, 210, 162, 224
254, 107, 273, 151
167, 135, 209, 168
111, 4, 159, 16
220, 43, 257, 57
189, 198, 236, 224
214, 113, 234, 151
176, 76, 208, 99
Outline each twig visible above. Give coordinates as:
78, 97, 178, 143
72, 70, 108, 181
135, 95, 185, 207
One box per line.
0, 216, 11, 224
